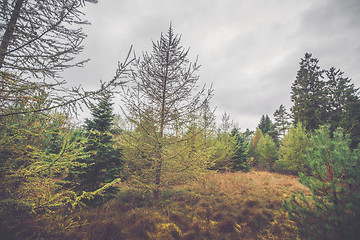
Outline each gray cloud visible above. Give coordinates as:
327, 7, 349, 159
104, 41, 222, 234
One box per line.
63, 0, 360, 130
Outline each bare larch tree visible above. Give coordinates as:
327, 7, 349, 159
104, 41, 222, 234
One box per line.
122, 25, 212, 200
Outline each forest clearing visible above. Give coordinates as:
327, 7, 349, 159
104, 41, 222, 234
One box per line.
1, 170, 309, 239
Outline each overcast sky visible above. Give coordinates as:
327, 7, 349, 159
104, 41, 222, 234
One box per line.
63, 0, 360, 131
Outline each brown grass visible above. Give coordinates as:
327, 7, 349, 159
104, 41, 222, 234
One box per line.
2, 170, 310, 239
76, 170, 309, 239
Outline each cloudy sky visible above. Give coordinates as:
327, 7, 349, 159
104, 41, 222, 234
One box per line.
63, 0, 360, 131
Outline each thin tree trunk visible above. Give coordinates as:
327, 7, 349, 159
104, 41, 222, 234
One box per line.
0, 0, 25, 70
153, 33, 171, 201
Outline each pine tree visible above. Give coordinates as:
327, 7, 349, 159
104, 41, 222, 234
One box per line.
283, 126, 360, 239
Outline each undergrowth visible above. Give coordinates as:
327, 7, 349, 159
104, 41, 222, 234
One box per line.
1, 171, 309, 239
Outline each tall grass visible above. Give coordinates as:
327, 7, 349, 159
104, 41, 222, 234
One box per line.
1, 171, 310, 239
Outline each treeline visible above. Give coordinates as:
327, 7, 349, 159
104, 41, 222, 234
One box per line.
243, 53, 360, 239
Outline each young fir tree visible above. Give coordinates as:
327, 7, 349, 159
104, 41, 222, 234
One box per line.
230, 128, 251, 172
283, 126, 360, 240
67, 94, 123, 192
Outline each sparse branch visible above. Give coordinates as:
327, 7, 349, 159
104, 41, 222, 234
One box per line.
0, 46, 133, 117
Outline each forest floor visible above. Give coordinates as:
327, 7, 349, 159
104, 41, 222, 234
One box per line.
3, 170, 310, 239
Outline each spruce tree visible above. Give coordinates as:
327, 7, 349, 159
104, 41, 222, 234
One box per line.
291, 53, 360, 147
283, 126, 360, 239
291, 53, 326, 131
258, 115, 272, 135
258, 114, 278, 144
230, 128, 250, 172
325, 67, 360, 148
67, 94, 123, 192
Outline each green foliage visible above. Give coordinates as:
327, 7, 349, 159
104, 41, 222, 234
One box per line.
273, 104, 291, 138
210, 127, 251, 172
85, 94, 115, 133
248, 128, 263, 165
341, 94, 360, 149
283, 126, 360, 239
65, 94, 123, 193
121, 26, 212, 199
230, 128, 251, 172
275, 123, 312, 174
291, 54, 360, 148
210, 131, 233, 171
163, 122, 214, 185
258, 115, 272, 135
291, 53, 326, 131
122, 113, 214, 194
0, 108, 96, 238
258, 114, 279, 145
256, 135, 278, 170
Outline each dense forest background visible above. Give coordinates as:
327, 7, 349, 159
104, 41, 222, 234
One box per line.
1, 1, 360, 239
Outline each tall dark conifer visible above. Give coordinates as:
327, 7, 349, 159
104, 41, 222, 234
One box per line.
258, 115, 272, 135
258, 114, 278, 143
291, 53, 360, 147
291, 53, 326, 131
325, 67, 360, 148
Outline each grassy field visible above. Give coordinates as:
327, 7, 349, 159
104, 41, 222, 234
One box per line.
63, 170, 309, 239
2, 170, 310, 239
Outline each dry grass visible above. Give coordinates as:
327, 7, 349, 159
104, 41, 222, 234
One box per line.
172, 170, 310, 239
73, 170, 310, 239
2, 170, 310, 239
